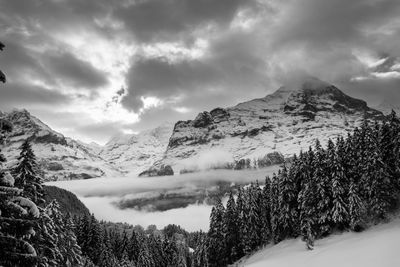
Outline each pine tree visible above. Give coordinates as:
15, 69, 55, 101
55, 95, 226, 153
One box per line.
0, 122, 39, 266
364, 123, 394, 219
260, 176, 272, 244
224, 192, 240, 263
348, 177, 366, 231
193, 234, 208, 267
87, 215, 103, 265
14, 140, 44, 205
276, 163, 299, 241
270, 173, 280, 244
127, 230, 140, 263
137, 243, 155, 267
313, 140, 332, 236
298, 147, 317, 249
32, 205, 61, 267
330, 140, 349, 229
207, 197, 226, 267
46, 201, 83, 267
234, 186, 245, 258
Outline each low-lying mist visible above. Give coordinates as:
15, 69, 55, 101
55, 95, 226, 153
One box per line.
46, 166, 280, 231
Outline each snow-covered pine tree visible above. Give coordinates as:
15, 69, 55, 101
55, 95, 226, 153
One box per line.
87, 214, 103, 265
242, 182, 263, 252
270, 172, 280, 244
137, 243, 155, 267
0, 120, 39, 266
329, 139, 349, 229
14, 140, 44, 205
364, 122, 394, 220
276, 163, 299, 241
62, 212, 83, 267
235, 186, 245, 258
76, 215, 91, 257
260, 176, 272, 244
127, 229, 140, 263
193, 234, 208, 267
298, 147, 317, 250
380, 110, 400, 192
207, 197, 227, 267
148, 234, 164, 266
348, 176, 366, 231
313, 140, 332, 236
32, 204, 62, 267
224, 191, 240, 263
162, 237, 179, 267
46, 201, 83, 267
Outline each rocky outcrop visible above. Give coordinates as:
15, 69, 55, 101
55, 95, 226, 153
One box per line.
138, 165, 174, 177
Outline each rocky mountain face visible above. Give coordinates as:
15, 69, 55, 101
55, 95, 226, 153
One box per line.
0, 109, 121, 181
99, 123, 173, 174
154, 77, 383, 172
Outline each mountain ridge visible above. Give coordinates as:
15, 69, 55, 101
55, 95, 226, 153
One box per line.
152, 77, 383, 173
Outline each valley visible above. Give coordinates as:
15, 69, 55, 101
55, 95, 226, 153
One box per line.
46, 167, 280, 231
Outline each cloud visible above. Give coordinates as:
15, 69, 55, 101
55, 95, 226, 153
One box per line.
1, 0, 400, 143
0, 82, 72, 109
113, 0, 258, 43
42, 51, 108, 89
46, 167, 279, 230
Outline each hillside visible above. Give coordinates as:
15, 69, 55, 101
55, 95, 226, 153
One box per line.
237, 218, 400, 267
43, 185, 90, 218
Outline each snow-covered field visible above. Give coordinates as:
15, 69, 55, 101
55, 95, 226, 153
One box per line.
237, 218, 400, 267
46, 167, 279, 231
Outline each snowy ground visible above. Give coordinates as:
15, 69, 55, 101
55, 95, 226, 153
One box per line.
237, 218, 400, 267
46, 167, 279, 231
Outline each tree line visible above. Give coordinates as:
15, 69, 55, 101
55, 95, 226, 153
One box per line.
201, 112, 400, 266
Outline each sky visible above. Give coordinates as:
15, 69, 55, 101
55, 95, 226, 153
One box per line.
0, 0, 399, 144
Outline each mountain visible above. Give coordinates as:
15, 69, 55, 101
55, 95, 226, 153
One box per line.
99, 123, 173, 174
0, 109, 122, 181
375, 98, 400, 115
152, 77, 383, 172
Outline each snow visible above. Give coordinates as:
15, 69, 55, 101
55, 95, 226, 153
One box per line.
237, 218, 400, 267
0, 172, 15, 186
12, 196, 40, 218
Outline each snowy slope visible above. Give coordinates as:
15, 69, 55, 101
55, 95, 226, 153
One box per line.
100, 123, 173, 174
155, 77, 383, 172
237, 218, 400, 267
0, 109, 122, 181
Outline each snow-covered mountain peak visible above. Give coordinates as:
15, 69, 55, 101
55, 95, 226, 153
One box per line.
155, 78, 383, 172
100, 123, 174, 174
0, 109, 121, 181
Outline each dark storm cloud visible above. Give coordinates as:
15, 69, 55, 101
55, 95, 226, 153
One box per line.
43, 51, 108, 89
113, 0, 257, 42
0, 82, 72, 109
273, 0, 400, 47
